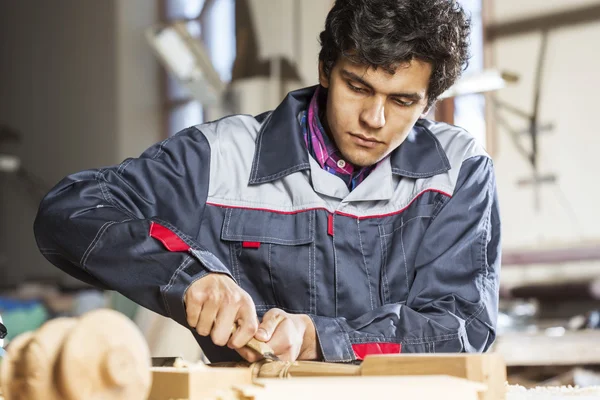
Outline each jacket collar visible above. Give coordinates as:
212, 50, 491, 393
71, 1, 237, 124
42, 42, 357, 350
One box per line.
248, 86, 451, 185
390, 120, 451, 179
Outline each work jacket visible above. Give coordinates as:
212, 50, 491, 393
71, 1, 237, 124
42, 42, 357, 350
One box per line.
34, 86, 501, 363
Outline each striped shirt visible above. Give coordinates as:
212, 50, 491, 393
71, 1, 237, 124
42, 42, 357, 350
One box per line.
301, 86, 377, 191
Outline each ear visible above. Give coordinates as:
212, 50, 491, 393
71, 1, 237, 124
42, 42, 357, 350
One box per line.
318, 61, 330, 89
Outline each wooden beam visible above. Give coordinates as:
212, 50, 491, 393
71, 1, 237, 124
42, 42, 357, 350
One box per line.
494, 330, 600, 366
503, 244, 600, 266
486, 4, 600, 41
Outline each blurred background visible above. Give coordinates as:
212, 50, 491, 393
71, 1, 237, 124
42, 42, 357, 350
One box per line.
0, 0, 599, 387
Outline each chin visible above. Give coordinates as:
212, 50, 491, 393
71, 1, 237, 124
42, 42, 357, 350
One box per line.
344, 151, 382, 168
338, 138, 388, 167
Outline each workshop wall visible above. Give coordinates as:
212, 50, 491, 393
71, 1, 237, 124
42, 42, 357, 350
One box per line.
491, 0, 600, 250
115, 0, 162, 162
227, 0, 331, 116
0, 0, 161, 287
246, 0, 332, 86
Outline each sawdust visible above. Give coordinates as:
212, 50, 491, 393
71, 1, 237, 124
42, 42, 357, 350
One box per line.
507, 384, 600, 399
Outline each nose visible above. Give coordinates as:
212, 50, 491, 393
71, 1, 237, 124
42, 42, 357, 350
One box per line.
359, 96, 386, 129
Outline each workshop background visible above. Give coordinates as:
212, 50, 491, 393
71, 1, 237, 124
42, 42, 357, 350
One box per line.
1, 0, 599, 389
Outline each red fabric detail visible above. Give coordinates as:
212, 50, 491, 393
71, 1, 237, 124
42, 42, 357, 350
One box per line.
327, 214, 334, 236
149, 222, 190, 252
206, 189, 451, 220
351, 343, 402, 360
242, 241, 261, 249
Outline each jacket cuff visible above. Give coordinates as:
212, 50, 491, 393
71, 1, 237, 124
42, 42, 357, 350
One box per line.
309, 315, 355, 362
160, 251, 234, 327
153, 221, 234, 326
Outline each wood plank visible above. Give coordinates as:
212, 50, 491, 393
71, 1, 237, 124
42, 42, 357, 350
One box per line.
493, 330, 600, 366
148, 366, 253, 400
486, 4, 600, 41
361, 353, 507, 400
244, 376, 486, 400
502, 244, 600, 266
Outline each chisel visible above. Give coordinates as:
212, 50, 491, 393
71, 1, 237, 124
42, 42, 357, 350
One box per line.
231, 324, 280, 362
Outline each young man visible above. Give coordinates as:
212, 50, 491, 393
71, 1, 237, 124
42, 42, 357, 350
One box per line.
34, 0, 501, 363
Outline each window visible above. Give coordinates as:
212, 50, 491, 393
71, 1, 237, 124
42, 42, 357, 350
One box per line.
161, 0, 236, 137
455, 0, 487, 146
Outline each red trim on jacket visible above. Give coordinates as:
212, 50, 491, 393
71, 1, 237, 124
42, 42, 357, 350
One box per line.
206, 188, 451, 220
149, 222, 190, 252
351, 342, 402, 360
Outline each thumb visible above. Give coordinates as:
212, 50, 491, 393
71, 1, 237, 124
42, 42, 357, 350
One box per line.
255, 309, 285, 342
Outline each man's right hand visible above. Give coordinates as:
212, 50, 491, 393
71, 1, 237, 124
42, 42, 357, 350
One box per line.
184, 273, 258, 351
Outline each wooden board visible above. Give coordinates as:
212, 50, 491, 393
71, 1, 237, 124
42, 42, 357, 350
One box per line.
492, 330, 600, 367
361, 353, 507, 400
244, 375, 486, 400
148, 366, 253, 400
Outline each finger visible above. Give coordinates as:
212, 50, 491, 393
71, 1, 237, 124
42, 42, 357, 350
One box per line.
211, 305, 238, 347
235, 347, 262, 363
186, 303, 201, 329
184, 289, 204, 328
255, 309, 285, 342
185, 298, 203, 329
266, 319, 298, 362
229, 305, 259, 349
196, 299, 219, 337
229, 319, 257, 350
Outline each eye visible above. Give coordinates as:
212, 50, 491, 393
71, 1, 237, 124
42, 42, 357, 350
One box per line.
347, 82, 367, 93
393, 98, 415, 107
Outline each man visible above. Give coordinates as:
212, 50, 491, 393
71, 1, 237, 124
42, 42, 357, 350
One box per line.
34, 0, 500, 363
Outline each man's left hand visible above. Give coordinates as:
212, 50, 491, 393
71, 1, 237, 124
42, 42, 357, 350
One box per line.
234, 308, 320, 362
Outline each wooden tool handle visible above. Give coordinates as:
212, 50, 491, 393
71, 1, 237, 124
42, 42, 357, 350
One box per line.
231, 325, 276, 357
245, 337, 276, 356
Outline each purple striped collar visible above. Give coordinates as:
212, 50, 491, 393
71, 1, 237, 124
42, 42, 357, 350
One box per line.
301, 86, 378, 191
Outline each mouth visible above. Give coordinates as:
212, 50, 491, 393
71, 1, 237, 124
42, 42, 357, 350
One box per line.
348, 133, 382, 149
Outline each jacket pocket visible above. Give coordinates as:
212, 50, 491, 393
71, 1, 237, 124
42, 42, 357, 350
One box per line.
221, 208, 316, 314
378, 203, 436, 305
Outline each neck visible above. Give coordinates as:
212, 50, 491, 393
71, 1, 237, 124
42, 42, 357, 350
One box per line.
316, 87, 339, 157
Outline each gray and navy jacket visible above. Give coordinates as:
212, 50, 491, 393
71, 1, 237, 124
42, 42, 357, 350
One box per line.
34, 86, 501, 363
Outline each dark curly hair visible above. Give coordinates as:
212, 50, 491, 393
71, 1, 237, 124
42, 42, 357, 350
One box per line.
319, 0, 471, 109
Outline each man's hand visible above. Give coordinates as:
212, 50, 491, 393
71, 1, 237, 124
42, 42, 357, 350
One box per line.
184, 273, 258, 351
236, 308, 321, 362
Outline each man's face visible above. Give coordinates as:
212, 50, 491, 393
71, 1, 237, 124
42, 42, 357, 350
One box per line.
319, 57, 432, 167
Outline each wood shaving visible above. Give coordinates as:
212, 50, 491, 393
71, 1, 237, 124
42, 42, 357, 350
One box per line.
507, 384, 600, 399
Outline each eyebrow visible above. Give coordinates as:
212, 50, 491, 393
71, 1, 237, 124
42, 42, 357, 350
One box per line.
341, 69, 424, 101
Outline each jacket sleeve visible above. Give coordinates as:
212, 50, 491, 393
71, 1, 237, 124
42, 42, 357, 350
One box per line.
34, 127, 232, 327
309, 156, 501, 362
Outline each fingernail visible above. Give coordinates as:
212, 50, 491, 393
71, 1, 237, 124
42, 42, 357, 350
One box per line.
256, 328, 268, 341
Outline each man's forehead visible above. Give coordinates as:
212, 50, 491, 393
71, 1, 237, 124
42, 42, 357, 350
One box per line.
339, 56, 430, 75
337, 57, 432, 95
